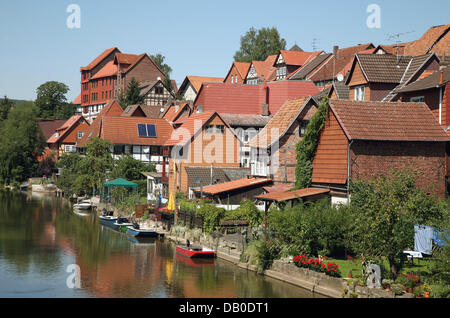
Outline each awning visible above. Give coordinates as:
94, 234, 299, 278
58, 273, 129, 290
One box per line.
194, 177, 272, 195
103, 178, 138, 188
255, 188, 330, 202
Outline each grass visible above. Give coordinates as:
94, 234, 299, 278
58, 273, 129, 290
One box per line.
327, 256, 437, 279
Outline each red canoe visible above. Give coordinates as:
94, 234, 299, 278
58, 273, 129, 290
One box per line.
176, 245, 216, 258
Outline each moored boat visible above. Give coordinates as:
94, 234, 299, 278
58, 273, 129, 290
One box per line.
176, 244, 216, 258
126, 225, 159, 238
73, 202, 92, 210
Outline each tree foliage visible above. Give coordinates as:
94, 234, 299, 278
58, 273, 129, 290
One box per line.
295, 97, 329, 189
35, 81, 73, 119
348, 168, 445, 278
0, 101, 45, 184
234, 27, 286, 63
0, 95, 14, 121
109, 154, 154, 181
150, 53, 174, 93
118, 77, 144, 109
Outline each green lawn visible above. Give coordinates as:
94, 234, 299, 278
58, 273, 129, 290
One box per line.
327, 256, 436, 279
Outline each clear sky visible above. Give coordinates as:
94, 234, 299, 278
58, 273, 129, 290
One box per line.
0, 0, 449, 102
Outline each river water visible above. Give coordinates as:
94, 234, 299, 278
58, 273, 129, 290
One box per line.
0, 190, 321, 298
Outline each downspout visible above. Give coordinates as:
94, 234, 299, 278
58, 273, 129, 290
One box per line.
439, 86, 443, 125
347, 139, 354, 202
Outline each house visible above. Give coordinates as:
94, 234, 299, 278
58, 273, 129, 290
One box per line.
403, 24, 450, 57
247, 96, 318, 186
245, 55, 277, 85
310, 99, 450, 204
47, 115, 90, 158
194, 80, 319, 116
37, 119, 68, 162
79, 47, 165, 122
273, 50, 324, 81
161, 102, 192, 123
163, 111, 244, 198
395, 66, 450, 128
177, 76, 224, 101
139, 79, 174, 107
345, 53, 441, 102
289, 43, 375, 88
224, 61, 251, 84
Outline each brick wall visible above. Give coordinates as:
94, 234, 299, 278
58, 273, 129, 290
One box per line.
350, 140, 446, 198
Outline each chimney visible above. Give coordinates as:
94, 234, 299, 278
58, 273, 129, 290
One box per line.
260, 83, 269, 116
333, 45, 339, 57
440, 69, 444, 85
261, 103, 269, 116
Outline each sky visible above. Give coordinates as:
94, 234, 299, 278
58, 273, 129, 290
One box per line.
0, 0, 449, 102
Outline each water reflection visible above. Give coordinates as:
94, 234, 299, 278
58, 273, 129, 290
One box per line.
0, 191, 321, 298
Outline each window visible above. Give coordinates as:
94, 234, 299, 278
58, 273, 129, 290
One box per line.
216, 125, 225, 134
64, 145, 76, 153
298, 120, 308, 137
137, 124, 157, 137
410, 96, 425, 103
113, 145, 125, 154
205, 125, 214, 134
77, 131, 84, 139
354, 86, 365, 101
276, 66, 287, 80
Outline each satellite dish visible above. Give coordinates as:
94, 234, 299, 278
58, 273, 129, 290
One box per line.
336, 73, 344, 82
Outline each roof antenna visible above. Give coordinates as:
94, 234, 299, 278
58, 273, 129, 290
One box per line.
311, 38, 319, 51
386, 30, 415, 65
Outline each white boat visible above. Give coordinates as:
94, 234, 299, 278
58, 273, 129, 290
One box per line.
73, 202, 92, 210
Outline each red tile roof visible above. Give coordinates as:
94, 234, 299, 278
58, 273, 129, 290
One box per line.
47, 115, 88, 144
404, 24, 450, 57
72, 93, 81, 105
329, 99, 450, 142
162, 103, 191, 122
81, 47, 119, 71
114, 53, 146, 73
164, 111, 222, 146
277, 50, 323, 66
99, 116, 174, 146
77, 100, 124, 147
194, 80, 319, 116
198, 176, 272, 195
185, 76, 224, 93
247, 96, 314, 148
91, 60, 117, 79
38, 119, 67, 140
255, 188, 330, 202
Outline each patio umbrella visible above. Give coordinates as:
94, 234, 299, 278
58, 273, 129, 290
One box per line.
167, 192, 175, 211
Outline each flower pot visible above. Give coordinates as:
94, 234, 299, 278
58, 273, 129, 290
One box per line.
423, 291, 430, 298
408, 288, 413, 293
348, 274, 353, 278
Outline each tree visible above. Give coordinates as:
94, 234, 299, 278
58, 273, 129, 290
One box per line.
0, 95, 14, 121
118, 77, 143, 109
348, 168, 444, 279
109, 154, 155, 181
234, 27, 286, 63
35, 81, 71, 119
150, 53, 174, 93
0, 101, 45, 184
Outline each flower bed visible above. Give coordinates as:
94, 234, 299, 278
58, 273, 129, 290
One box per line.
293, 254, 341, 278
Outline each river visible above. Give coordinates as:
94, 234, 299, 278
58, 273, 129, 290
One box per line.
0, 190, 321, 298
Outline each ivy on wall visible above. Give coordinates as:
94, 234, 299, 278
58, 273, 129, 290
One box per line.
295, 97, 329, 189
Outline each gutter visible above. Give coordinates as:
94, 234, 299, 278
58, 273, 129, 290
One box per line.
347, 139, 354, 201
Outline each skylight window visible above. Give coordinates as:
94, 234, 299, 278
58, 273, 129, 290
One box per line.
137, 124, 157, 138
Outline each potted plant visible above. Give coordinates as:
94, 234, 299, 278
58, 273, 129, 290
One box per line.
382, 279, 393, 292
413, 286, 424, 298
423, 282, 432, 298
348, 269, 353, 278
391, 284, 404, 296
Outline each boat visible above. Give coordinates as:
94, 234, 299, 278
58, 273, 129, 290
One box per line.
176, 244, 216, 259
176, 253, 215, 266
19, 182, 29, 191
126, 224, 159, 238
73, 202, 92, 210
113, 220, 134, 232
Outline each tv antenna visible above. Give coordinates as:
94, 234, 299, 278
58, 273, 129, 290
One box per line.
311, 38, 319, 51
385, 30, 415, 61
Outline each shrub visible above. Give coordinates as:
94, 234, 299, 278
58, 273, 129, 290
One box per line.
196, 203, 225, 235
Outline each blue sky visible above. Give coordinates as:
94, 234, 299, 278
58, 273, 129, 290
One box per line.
0, 0, 449, 102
